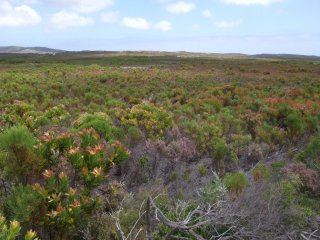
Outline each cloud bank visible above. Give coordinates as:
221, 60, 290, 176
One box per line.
0, 0, 41, 27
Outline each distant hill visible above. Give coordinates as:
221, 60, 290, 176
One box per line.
0, 47, 319, 60
0, 46, 65, 54
253, 54, 320, 61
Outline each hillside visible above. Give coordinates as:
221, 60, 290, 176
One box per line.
0, 46, 65, 54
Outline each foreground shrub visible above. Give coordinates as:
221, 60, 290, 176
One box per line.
201, 174, 227, 204
0, 214, 39, 240
0, 126, 43, 183
6, 185, 41, 223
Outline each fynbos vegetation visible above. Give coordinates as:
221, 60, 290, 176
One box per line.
0, 53, 319, 239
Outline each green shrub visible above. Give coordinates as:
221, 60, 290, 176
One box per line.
117, 102, 173, 139
0, 126, 43, 183
197, 164, 208, 176
285, 112, 306, 138
213, 141, 228, 161
252, 163, 271, 181
223, 172, 248, 196
183, 117, 224, 153
74, 112, 115, 139
0, 214, 39, 240
6, 185, 41, 223
201, 176, 227, 204
127, 126, 144, 144
297, 135, 320, 169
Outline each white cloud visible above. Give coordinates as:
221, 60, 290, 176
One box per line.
121, 17, 173, 31
214, 19, 242, 28
50, 10, 94, 29
100, 11, 119, 23
49, 0, 114, 13
166, 1, 195, 14
121, 17, 151, 30
0, 0, 41, 27
154, 21, 172, 31
222, 0, 283, 5
202, 10, 212, 18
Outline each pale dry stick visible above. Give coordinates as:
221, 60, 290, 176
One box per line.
111, 199, 146, 240
301, 230, 320, 240
148, 197, 242, 239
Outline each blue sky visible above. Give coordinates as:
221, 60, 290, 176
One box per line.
0, 0, 320, 54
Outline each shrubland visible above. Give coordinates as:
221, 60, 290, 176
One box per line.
0, 53, 319, 239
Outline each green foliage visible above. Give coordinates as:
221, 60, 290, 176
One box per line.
1, 53, 320, 239
213, 141, 228, 161
223, 172, 248, 195
0, 215, 39, 240
31, 170, 100, 235
127, 126, 144, 144
73, 112, 118, 140
201, 175, 227, 204
297, 135, 320, 170
0, 126, 43, 183
278, 179, 315, 228
6, 185, 41, 223
118, 102, 173, 139
0, 216, 21, 240
252, 163, 271, 181
183, 117, 224, 153
285, 112, 306, 138
197, 164, 208, 176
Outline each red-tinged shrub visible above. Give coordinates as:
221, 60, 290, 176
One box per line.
283, 163, 320, 194
145, 136, 199, 162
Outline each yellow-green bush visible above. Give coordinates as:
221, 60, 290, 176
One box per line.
117, 102, 173, 139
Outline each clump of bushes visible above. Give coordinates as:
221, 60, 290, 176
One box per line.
117, 102, 173, 139
0, 125, 130, 239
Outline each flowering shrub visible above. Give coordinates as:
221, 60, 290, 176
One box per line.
1, 103, 70, 130
31, 170, 100, 235
0, 125, 129, 239
0, 215, 39, 240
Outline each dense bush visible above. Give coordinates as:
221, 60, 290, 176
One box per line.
117, 102, 173, 139
73, 112, 117, 140
0, 126, 43, 183
223, 172, 248, 196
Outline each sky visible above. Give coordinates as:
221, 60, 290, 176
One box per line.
0, 0, 320, 54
